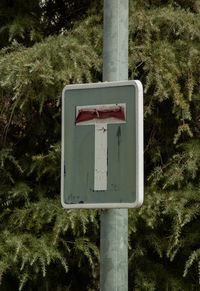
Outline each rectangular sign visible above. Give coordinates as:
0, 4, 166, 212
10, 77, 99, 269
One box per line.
61, 80, 143, 208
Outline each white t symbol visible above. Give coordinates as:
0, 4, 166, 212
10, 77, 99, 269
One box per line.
76, 103, 126, 191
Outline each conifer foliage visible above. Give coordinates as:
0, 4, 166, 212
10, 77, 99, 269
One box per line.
0, 0, 200, 290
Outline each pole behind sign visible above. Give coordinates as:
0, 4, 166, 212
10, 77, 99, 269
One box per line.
100, 0, 129, 290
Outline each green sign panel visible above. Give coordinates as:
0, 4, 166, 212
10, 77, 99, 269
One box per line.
61, 81, 143, 208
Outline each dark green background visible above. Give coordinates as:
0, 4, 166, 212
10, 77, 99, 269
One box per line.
63, 85, 136, 204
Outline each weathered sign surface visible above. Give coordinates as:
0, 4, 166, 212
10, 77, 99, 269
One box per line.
61, 81, 143, 208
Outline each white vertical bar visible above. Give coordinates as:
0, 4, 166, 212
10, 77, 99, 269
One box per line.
135, 80, 144, 206
94, 123, 108, 190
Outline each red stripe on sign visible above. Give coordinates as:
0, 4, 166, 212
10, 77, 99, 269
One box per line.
75, 106, 125, 123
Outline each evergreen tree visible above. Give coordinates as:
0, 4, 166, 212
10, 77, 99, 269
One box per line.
0, 0, 200, 290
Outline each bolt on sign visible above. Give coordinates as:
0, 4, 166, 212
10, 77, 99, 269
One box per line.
61, 81, 143, 209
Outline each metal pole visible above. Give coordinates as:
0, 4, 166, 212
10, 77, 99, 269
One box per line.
100, 0, 129, 290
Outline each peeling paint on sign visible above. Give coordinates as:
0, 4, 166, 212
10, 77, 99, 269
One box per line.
76, 104, 126, 190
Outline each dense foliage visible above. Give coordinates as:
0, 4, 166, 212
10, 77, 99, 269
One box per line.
0, 0, 200, 290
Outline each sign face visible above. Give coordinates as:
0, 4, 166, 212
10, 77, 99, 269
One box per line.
61, 81, 143, 208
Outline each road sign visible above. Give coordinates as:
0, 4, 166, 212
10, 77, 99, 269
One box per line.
61, 80, 143, 208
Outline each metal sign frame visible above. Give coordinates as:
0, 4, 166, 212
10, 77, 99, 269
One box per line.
61, 80, 143, 209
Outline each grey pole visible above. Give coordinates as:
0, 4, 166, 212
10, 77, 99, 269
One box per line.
100, 0, 129, 291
